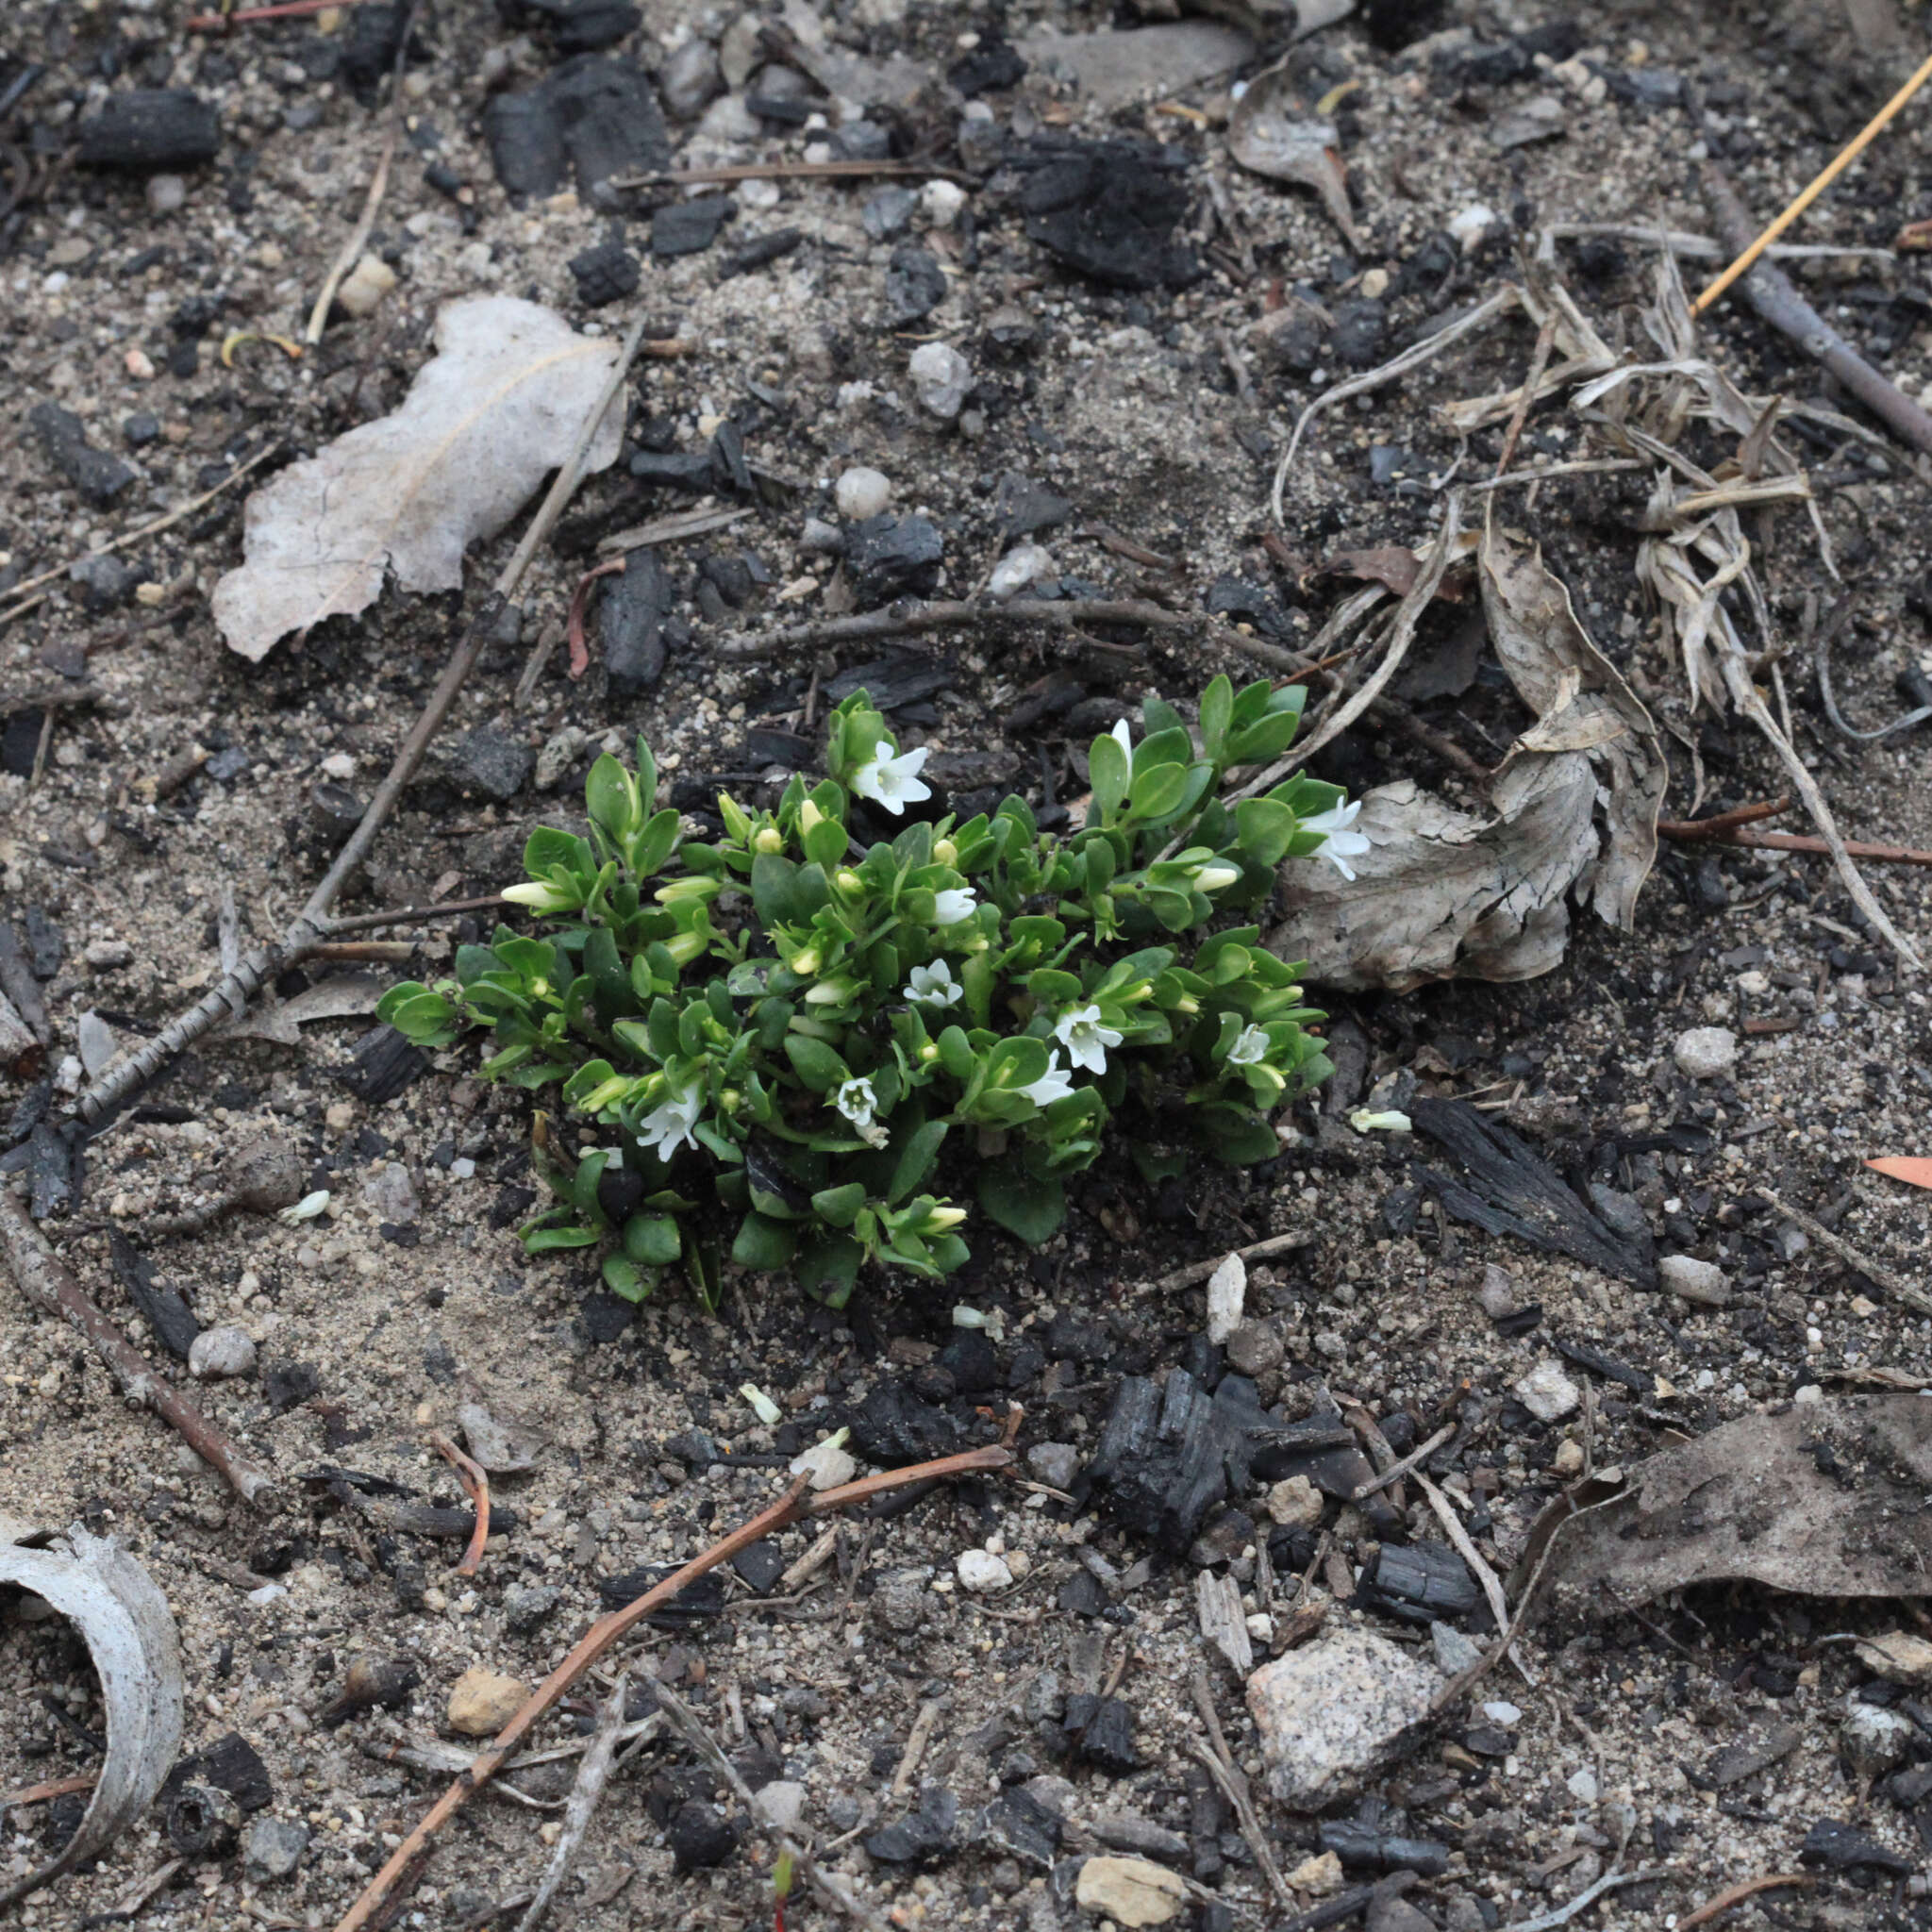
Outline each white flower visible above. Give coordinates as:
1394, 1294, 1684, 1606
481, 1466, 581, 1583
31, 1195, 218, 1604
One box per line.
1225, 1024, 1269, 1067
850, 741, 932, 815
1109, 718, 1132, 756
1191, 863, 1241, 893
904, 960, 961, 1008
278, 1190, 330, 1224
1302, 799, 1372, 881
931, 886, 977, 926
1053, 1004, 1122, 1075
500, 879, 576, 912
834, 1075, 878, 1130
1017, 1054, 1075, 1110
636, 1079, 703, 1160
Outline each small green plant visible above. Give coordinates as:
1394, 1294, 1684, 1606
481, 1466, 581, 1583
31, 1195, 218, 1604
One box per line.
379, 677, 1364, 1307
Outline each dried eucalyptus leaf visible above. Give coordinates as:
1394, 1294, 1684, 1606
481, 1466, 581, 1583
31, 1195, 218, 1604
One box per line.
211, 297, 625, 662
1227, 61, 1361, 248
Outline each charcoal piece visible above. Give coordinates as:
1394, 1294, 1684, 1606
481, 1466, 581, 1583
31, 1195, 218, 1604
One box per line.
600, 546, 675, 695
30, 403, 136, 508
709, 423, 752, 494
1058, 1570, 1109, 1617
746, 727, 812, 765
0, 925, 47, 1040
1318, 1822, 1451, 1875
2, 713, 45, 780
541, 0, 642, 54
938, 1330, 998, 1392
730, 1540, 785, 1593
263, 1361, 321, 1413
849, 1381, 965, 1466
597, 1568, 725, 1625
1329, 299, 1389, 369
482, 86, 566, 197
71, 555, 139, 613
885, 243, 947, 324
579, 1292, 635, 1344
27, 1122, 74, 1221
22, 908, 63, 979
1555, 1338, 1650, 1393
7, 1079, 51, 1148
108, 1232, 201, 1360
162, 1732, 274, 1814
76, 90, 221, 172
318, 1658, 420, 1727
865, 1788, 958, 1865
568, 238, 640, 306
629, 450, 714, 491
451, 724, 533, 802
340, 1025, 430, 1104
845, 515, 943, 608
1361, 0, 1445, 48
1800, 1819, 1912, 1874
1411, 1098, 1657, 1288
485, 56, 669, 202
652, 194, 733, 257
722, 227, 804, 276
1063, 1694, 1140, 1774
978, 1787, 1060, 1868
824, 655, 953, 712
950, 41, 1026, 94
1360, 1541, 1478, 1624
668, 1797, 739, 1872
1462, 1724, 1512, 1757
340, 5, 419, 102
994, 473, 1073, 537
1453, 40, 1534, 85
699, 555, 754, 608
1019, 144, 1200, 291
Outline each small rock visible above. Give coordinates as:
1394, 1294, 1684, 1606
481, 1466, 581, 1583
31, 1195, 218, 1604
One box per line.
845, 514, 943, 608
865, 1787, 957, 1865
1553, 1439, 1585, 1477
75, 1010, 118, 1077
1566, 1767, 1598, 1803
958, 1549, 1014, 1591
1224, 1321, 1284, 1378
1513, 1359, 1580, 1423
862, 185, 918, 240
31, 403, 136, 508
502, 1584, 561, 1635
84, 938, 134, 969
1329, 299, 1389, 369
360, 1162, 420, 1224
124, 412, 161, 448
921, 178, 967, 227
147, 174, 188, 214
534, 725, 590, 791
835, 465, 891, 520
1027, 1442, 1081, 1491
652, 195, 733, 257
1477, 1265, 1517, 1320
1672, 1025, 1738, 1080
1447, 203, 1499, 251
458, 1401, 540, 1473
70, 555, 139, 613
660, 38, 723, 117
1205, 1253, 1246, 1345
1659, 1255, 1730, 1307
885, 243, 947, 323
753, 1779, 807, 1834
669, 1798, 739, 1872
1285, 1850, 1345, 1895
1265, 1475, 1323, 1532
987, 541, 1054, 601
1431, 1621, 1483, 1674
1856, 1631, 1932, 1687
451, 724, 533, 803
1074, 1855, 1185, 1925
568, 239, 640, 307
1842, 1699, 1914, 1774
1247, 1624, 1442, 1808
789, 1438, 858, 1491
908, 341, 973, 421
446, 1667, 527, 1737
189, 1326, 258, 1380
335, 254, 397, 319
242, 1817, 309, 1882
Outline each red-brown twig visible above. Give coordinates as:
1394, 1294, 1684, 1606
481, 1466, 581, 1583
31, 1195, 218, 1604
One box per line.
324, 892, 509, 936
565, 558, 625, 678
187, 0, 375, 25
0, 1186, 277, 1507
1668, 826, 1932, 868
0, 1775, 95, 1808
1677, 1873, 1815, 1930
331, 1439, 1016, 1932
430, 1433, 491, 1577
1655, 795, 1791, 840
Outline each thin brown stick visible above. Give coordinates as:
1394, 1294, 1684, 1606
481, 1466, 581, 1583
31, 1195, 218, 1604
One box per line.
1141, 1228, 1313, 1293
1701, 164, 1932, 457
1753, 1186, 1932, 1318
325, 893, 508, 935
0, 682, 101, 718
0, 1775, 95, 1808
330, 1442, 1013, 1932
1416, 1471, 1533, 1686
430, 1434, 491, 1577
1350, 1423, 1457, 1501
0, 1185, 277, 1506
1655, 796, 1791, 839
611, 158, 978, 190
1493, 313, 1558, 477
511, 1671, 629, 1932
0, 445, 280, 633
187, 0, 375, 24
723, 596, 1240, 660
1676, 1873, 1815, 1930
1665, 825, 1932, 867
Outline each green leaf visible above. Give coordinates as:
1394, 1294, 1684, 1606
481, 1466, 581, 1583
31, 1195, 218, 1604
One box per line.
976, 1162, 1065, 1245
1235, 796, 1299, 866
1130, 1144, 1188, 1186
628, 806, 682, 877
784, 1033, 847, 1093
623, 1213, 682, 1265
1199, 675, 1233, 759
888, 1119, 948, 1204
602, 1254, 655, 1303
802, 813, 848, 872
797, 1235, 863, 1306
1194, 1105, 1279, 1165
732, 1211, 800, 1271
585, 754, 637, 842
811, 1181, 868, 1227
1088, 727, 1129, 820
750, 853, 808, 927
1128, 761, 1190, 824
522, 1224, 601, 1253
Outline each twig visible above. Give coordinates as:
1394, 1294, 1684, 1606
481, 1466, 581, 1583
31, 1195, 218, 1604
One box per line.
0, 681, 100, 718
1415, 1472, 1533, 1687
330, 1441, 1013, 1932
75, 315, 652, 1125
1493, 313, 1558, 477
1350, 1423, 1457, 1501
611, 158, 977, 189
1693, 49, 1932, 311
1752, 1185, 1932, 1318
0, 1774, 95, 1808
1141, 1228, 1312, 1293
1187, 1669, 1294, 1912
0, 445, 280, 633
1655, 796, 1790, 839
1692, 825, 1932, 867
652, 1684, 894, 1932
566, 558, 625, 677
325, 893, 508, 935
430, 1433, 491, 1576
594, 503, 755, 558
1539, 219, 1894, 265
1470, 456, 1645, 492
1700, 164, 1932, 458
891, 1698, 944, 1798
512, 1672, 629, 1932
1271, 286, 1520, 523
1676, 1873, 1814, 1929
0, 1184, 277, 1506
93, 1858, 187, 1924
1501, 1867, 1672, 1931
1429, 1509, 1563, 1716
187, 0, 375, 24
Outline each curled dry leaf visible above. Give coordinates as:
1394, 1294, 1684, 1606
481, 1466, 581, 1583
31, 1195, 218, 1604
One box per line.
0, 1528, 184, 1909
1521, 1395, 1932, 1609
1227, 60, 1362, 249
211, 297, 625, 662
1270, 516, 1663, 991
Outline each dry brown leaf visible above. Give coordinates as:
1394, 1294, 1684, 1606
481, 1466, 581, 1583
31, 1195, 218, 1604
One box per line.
1227, 61, 1362, 249
1270, 516, 1663, 991
1303, 546, 1423, 598
211, 297, 625, 662
1867, 1157, 1932, 1191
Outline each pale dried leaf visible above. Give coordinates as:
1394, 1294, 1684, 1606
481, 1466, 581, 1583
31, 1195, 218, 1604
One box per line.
1014, 24, 1253, 108
1228, 62, 1361, 248
212, 974, 385, 1045
211, 297, 625, 662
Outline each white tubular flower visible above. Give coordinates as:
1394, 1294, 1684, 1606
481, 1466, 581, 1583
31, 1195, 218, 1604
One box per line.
1017, 1054, 1075, 1110
500, 879, 577, 912
850, 741, 932, 815
904, 960, 962, 1008
636, 1079, 704, 1160
1302, 799, 1372, 881
1053, 1004, 1122, 1075
1191, 863, 1241, 893
931, 886, 977, 926
834, 1075, 878, 1130
1225, 1024, 1269, 1067
1109, 718, 1132, 756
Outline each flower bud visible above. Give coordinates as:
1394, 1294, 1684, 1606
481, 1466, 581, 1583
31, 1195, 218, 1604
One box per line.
1192, 864, 1240, 892
933, 838, 958, 866
789, 946, 822, 976
835, 868, 863, 896
916, 1204, 968, 1235
663, 930, 708, 967
753, 825, 785, 855
501, 879, 577, 913
720, 1088, 741, 1111
1173, 995, 1199, 1015
799, 800, 824, 831
919, 1041, 941, 1062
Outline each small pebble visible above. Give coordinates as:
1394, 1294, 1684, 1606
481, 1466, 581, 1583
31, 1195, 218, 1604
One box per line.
1672, 1025, 1738, 1080
447, 1667, 527, 1737
1553, 1439, 1585, 1476
1659, 1254, 1730, 1307
1204, 1252, 1246, 1346
920, 178, 967, 227
335, 253, 398, 318
1513, 1360, 1579, 1423
1266, 1474, 1323, 1531
146, 174, 188, 214
987, 541, 1054, 602
189, 1326, 258, 1380
956, 1548, 1013, 1591
908, 341, 972, 421
834, 465, 891, 520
